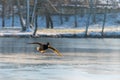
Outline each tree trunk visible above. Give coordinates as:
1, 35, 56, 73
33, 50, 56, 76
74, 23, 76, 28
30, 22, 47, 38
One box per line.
74, 0, 78, 28
33, 12, 38, 36
92, 1, 96, 23
17, 0, 26, 31
59, 3, 63, 25
85, 0, 93, 36
60, 10, 63, 25
102, 0, 108, 36
12, 2, 14, 27
80, 7, 84, 17
45, 6, 53, 29
33, 0, 38, 36
26, 0, 31, 32
2, 0, 5, 28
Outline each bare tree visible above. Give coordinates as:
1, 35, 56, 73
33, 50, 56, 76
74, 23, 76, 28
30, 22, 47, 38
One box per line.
58, 1, 63, 24
26, 0, 31, 31
1, 0, 6, 27
11, 0, 15, 27
85, 0, 93, 36
74, 0, 78, 28
92, 0, 97, 23
30, 0, 37, 28
101, 0, 108, 36
45, 4, 53, 29
33, 9, 38, 36
32, 0, 38, 36
44, 0, 59, 29
17, 0, 26, 31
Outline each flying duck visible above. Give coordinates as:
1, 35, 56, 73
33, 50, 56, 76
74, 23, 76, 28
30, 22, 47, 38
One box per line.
28, 42, 62, 56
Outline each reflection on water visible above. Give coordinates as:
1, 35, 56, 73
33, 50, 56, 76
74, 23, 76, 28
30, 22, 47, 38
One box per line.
0, 38, 120, 80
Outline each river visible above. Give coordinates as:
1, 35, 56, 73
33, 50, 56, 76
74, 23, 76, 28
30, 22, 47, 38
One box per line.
0, 38, 120, 80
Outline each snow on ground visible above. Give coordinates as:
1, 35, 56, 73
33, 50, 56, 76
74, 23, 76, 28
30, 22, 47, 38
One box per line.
0, 13, 120, 38
0, 28, 119, 38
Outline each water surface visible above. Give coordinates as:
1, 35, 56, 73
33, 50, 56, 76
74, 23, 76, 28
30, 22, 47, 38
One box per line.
0, 38, 120, 80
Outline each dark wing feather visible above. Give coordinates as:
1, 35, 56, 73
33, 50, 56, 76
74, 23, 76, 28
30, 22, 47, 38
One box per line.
48, 46, 62, 56
27, 42, 43, 45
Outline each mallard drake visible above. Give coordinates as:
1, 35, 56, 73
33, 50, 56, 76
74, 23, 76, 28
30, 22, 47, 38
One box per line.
28, 42, 62, 56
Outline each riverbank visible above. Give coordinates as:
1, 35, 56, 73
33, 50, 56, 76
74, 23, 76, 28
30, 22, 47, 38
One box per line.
0, 28, 120, 38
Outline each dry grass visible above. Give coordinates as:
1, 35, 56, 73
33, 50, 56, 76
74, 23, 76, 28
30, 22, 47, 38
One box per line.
37, 28, 119, 34
37, 29, 85, 34
0, 27, 119, 37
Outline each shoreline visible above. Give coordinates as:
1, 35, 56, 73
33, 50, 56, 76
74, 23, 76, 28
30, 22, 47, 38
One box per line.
0, 33, 119, 38
0, 28, 119, 38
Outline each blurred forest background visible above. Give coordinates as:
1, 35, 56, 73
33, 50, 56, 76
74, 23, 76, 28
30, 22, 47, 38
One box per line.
0, 0, 120, 36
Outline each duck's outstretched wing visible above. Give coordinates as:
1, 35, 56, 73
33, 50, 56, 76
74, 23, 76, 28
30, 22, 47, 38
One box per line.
48, 46, 62, 56
27, 42, 43, 45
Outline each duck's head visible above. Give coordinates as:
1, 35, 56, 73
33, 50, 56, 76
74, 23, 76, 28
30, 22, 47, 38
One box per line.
47, 42, 50, 45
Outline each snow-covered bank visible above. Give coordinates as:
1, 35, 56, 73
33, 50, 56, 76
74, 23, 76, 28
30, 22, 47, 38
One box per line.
0, 28, 120, 38
0, 28, 32, 37
37, 28, 120, 38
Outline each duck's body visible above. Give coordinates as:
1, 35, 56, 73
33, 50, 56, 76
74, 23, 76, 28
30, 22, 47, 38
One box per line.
28, 42, 62, 56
